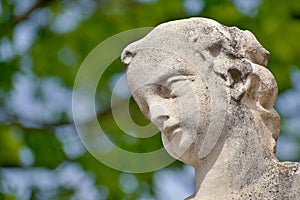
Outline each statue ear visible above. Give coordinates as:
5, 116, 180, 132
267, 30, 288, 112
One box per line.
243, 73, 260, 104
226, 68, 249, 102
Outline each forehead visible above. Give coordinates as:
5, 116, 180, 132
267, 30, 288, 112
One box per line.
126, 49, 199, 89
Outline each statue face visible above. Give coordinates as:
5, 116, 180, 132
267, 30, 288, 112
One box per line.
126, 53, 211, 165
123, 17, 281, 164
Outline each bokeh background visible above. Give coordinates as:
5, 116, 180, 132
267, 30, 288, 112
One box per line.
1, 0, 300, 199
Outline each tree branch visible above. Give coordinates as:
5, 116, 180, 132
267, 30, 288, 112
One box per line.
13, 0, 57, 25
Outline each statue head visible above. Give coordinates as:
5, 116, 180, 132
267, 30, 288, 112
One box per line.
121, 18, 280, 166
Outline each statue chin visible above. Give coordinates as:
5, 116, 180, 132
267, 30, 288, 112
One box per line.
161, 129, 202, 166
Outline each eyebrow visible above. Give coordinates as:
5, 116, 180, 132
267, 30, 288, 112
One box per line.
166, 75, 195, 87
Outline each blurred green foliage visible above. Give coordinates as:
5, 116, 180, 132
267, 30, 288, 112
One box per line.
0, 0, 300, 199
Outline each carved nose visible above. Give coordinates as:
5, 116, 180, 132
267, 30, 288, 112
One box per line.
149, 103, 170, 129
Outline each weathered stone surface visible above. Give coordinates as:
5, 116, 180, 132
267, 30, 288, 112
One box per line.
121, 18, 300, 199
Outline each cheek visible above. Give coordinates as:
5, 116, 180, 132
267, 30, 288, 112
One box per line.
179, 85, 211, 151
179, 88, 211, 129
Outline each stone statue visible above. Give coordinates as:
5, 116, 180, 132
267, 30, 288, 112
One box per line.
121, 18, 300, 199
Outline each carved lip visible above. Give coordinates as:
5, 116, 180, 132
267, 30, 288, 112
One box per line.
162, 124, 181, 138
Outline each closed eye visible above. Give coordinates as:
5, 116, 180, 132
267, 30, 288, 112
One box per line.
157, 85, 172, 99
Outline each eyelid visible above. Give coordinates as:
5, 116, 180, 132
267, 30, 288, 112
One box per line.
166, 75, 195, 87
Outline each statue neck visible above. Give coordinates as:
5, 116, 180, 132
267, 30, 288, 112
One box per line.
190, 107, 278, 200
